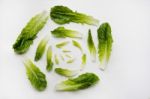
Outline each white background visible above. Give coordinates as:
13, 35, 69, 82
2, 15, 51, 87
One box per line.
0, 0, 150, 99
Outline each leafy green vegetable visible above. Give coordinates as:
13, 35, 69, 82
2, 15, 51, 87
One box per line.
13, 11, 49, 54
24, 59, 47, 91
50, 6, 99, 26
81, 54, 86, 65
62, 49, 71, 53
35, 36, 49, 61
60, 54, 65, 61
46, 46, 53, 71
87, 29, 96, 62
97, 22, 113, 70
65, 54, 72, 58
56, 41, 69, 48
51, 27, 82, 38
72, 40, 83, 52
81, 54, 86, 69
55, 68, 78, 77
55, 73, 99, 91
54, 54, 59, 65
66, 58, 75, 64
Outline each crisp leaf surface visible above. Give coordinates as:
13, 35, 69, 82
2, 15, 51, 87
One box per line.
13, 11, 49, 54
24, 59, 47, 91
72, 40, 83, 52
87, 29, 96, 61
35, 36, 49, 61
51, 27, 82, 38
55, 73, 99, 91
55, 68, 78, 77
50, 6, 99, 26
46, 46, 53, 71
97, 23, 113, 69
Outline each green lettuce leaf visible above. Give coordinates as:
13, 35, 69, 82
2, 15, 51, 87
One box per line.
50, 6, 99, 26
97, 22, 113, 70
51, 27, 82, 38
87, 29, 96, 62
46, 46, 53, 71
13, 11, 49, 54
72, 40, 83, 53
55, 73, 99, 91
55, 68, 78, 77
24, 59, 47, 91
35, 36, 49, 61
